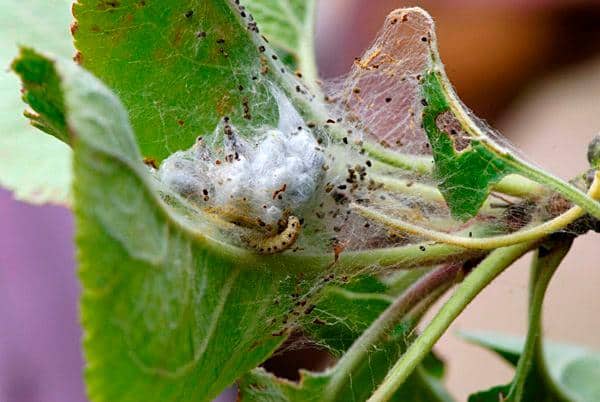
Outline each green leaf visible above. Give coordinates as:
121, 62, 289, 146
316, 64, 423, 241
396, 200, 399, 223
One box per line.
241, 0, 317, 75
241, 0, 313, 59
12, 47, 70, 144
239, 278, 454, 402
467, 384, 511, 402
460, 331, 523, 366
299, 282, 394, 353
417, 13, 597, 221
0, 0, 73, 205
324, 8, 530, 221
560, 357, 600, 402
72, 0, 284, 163
240, 364, 453, 402
462, 331, 600, 402
421, 71, 516, 220
13, 47, 334, 402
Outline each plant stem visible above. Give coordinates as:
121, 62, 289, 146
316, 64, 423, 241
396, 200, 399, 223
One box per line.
493, 174, 548, 199
360, 143, 547, 200
508, 159, 600, 220
351, 198, 584, 251
507, 237, 573, 402
369, 174, 445, 204
324, 263, 463, 400
438, 67, 600, 220
297, 0, 319, 93
362, 143, 434, 175
370, 174, 515, 216
333, 242, 479, 272
367, 242, 536, 402
265, 239, 482, 276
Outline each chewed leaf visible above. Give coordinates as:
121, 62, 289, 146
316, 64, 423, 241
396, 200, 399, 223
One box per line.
14, 47, 345, 402
327, 8, 532, 220
421, 72, 516, 220
327, 9, 435, 156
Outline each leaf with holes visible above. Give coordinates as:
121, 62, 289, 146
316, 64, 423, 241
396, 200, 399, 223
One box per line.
335, 8, 554, 221
420, 71, 518, 221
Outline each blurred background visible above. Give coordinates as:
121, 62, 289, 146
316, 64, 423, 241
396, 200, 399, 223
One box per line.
2, 0, 600, 401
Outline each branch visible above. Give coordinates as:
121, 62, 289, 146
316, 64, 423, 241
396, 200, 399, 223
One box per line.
367, 241, 536, 402
324, 263, 463, 400
351, 171, 600, 251
507, 237, 573, 402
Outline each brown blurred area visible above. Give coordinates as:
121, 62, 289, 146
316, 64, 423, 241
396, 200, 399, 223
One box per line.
317, 0, 600, 123
265, 1, 600, 400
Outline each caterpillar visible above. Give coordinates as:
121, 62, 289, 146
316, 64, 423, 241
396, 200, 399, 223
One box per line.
245, 215, 301, 254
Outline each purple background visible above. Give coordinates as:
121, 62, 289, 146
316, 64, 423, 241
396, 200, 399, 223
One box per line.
0, 190, 84, 401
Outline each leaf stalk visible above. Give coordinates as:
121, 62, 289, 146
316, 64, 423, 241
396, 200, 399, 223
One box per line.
367, 242, 536, 402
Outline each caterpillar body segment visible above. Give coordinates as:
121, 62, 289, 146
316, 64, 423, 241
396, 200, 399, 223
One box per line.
245, 216, 301, 254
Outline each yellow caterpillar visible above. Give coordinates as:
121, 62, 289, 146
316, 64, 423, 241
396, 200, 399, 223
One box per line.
245, 216, 301, 254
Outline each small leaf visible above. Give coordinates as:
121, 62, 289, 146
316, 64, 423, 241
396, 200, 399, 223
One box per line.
242, 0, 316, 68
467, 384, 511, 402
421, 72, 516, 220
462, 331, 600, 402
12, 48, 70, 144
0, 0, 73, 205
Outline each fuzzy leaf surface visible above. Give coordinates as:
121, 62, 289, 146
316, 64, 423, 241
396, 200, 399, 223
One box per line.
72, 0, 286, 163
239, 278, 454, 402
13, 47, 333, 402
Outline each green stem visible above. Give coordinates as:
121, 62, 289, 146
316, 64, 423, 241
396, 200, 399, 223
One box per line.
362, 142, 434, 175
367, 242, 536, 402
369, 174, 445, 204
297, 0, 319, 92
507, 237, 573, 402
333, 242, 479, 272
434, 62, 600, 219
493, 174, 548, 200
324, 263, 463, 400
351, 199, 585, 251
260, 238, 481, 276
511, 160, 600, 220
353, 171, 600, 251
